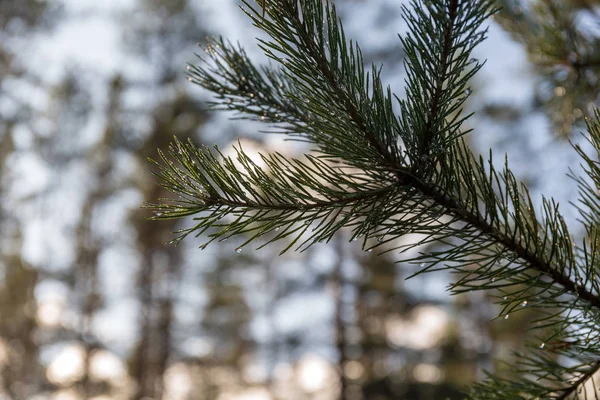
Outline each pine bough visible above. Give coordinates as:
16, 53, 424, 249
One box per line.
150, 0, 600, 397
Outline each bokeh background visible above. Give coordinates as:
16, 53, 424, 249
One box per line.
1, 0, 599, 399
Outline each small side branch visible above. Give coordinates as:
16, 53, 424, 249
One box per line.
556, 361, 600, 400
421, 0, 459, 157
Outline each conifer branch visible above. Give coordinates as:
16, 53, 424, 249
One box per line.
244, 0, 404, 170
149, 137, 401, 252
152, 0, 600, 396
400, 169, 600, 311
421, 0, 458, 159
398, 0, 491, 166
259, 0, 390, 163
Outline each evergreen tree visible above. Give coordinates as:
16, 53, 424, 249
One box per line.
152, 0, 600, 397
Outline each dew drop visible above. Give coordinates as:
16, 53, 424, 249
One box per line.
367, 249, 373, 253
352, 237, 358, 242
539, 343, 545, 349
521, 300, 528, 307
235, 247, 242, 254
377, 236, 384, 242
503, 296, 507, 300
464, 88, 472, 96
420, 263, 425, 268
260, 116, 266, 120
226, 99, 232, 104
249, 93, 255, 98
186, 65, 192, 71
187, 77, 193, 82
504, 314, 509, 320
274, 227, 280, 232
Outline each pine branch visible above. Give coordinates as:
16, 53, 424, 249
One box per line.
187, 0, 600, 311
399, 0, 491, 165
149, 137, 401, 253
261, 0, 392, 164
152, 0, 600, 396
405, 168, 600, 310
421, 0, 458, 158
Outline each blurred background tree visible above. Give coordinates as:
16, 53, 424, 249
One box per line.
0, 0, 598, 399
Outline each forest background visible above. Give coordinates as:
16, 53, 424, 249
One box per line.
0, 0, 599, 399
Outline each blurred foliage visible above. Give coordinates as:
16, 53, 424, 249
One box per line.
495, 0, 600, 136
